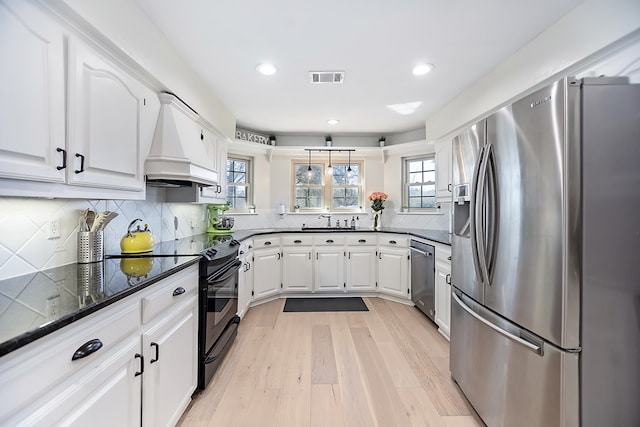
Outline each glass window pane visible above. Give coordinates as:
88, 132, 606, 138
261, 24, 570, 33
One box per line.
234, 172, 246, 183
236, 186, 246, 198
422, 197, 436, 208
235, 199, 247, 209
424, 171, 435, 183
235, 161, 246, 173
409, 172, 422, 184
409, 160, 422, 173
422, 185, 435, 197
409, 185, 421, 197
424, 158, 436, 171
409, 197, 421, 208
227, 171, 234, 182
295, 164, 322, 184
345, 164, 359, 184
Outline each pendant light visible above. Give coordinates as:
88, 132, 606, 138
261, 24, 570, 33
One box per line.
307, 150, 313, 179
326, 150, 333, 175
346, 150, 353, 178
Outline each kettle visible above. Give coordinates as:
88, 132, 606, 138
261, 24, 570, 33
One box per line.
120, 218, 154, 254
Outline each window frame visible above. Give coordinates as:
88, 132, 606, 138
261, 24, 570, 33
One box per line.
291, 159, 364, 212
226, 155, 252, 211
403, 155, 437, 210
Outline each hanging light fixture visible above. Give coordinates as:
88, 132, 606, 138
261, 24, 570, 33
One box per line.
307, 150, 313, 179
326, 150, 333, 175
346, 150, 353, 178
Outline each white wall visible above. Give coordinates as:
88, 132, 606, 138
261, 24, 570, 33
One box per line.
425, 0, 640, 141
60, 0, 237, 139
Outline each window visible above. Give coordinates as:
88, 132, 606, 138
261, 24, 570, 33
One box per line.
293, 161, 362, 211
227, 156, 251, 209
404, 156, 436, 209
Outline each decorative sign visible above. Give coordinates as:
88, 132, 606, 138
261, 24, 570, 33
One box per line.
235, 128, 274, 145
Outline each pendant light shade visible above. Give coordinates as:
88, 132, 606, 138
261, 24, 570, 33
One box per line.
346, 151, 353, 177
326, 150, 333, 175
307, 150, 313, 179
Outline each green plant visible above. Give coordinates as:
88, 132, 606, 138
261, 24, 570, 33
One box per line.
294, 204, 300, 209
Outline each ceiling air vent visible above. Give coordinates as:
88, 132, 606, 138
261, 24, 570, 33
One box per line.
309, 71, 345, 84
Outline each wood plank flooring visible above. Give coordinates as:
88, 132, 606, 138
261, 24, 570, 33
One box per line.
178, 297, 483, 427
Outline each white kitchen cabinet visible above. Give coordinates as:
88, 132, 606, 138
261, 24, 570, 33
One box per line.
0, 264, 199, 426
141, 295, 198, 427
238, 241, 253, 318
378, 246, 410, 299
67, 37, 155, 192
252, 246, 282, 301
0, 0, 66, 184
282, 247, 313, 292
346, 247, 377, 292
314, 246, 345, 292
435, 247, 452, 339
435, 138, 452, 201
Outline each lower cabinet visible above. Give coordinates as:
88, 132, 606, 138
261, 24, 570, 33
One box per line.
282, 247, 313, 292
435, 247, 452, 339
238, 243, 254, 318
314, 246, 345, 292
252, 247, 281, 300
346, 247, 377, 292
377, 246, 410, 299
0, 264, 199, 426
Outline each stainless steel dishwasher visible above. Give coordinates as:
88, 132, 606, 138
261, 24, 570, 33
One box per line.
410, 239, 436, 322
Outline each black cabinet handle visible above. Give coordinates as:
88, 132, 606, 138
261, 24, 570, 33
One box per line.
134, 353, 144, 377
56, 147, 67, 170
217, 184, 222, 194
239, 250, 245, 255
326, 239, 334, 243
200, 130, 204, 140
446, 274, 451, 285
71, 338, 103, 361
150, 342, 159, 364
264, 241, 272, 246
308, 253, 311, 260
448, 183, 452, 192
74, 153, 85, 174
358, 239, 367, 243
389, 240, 397, 244
277, 252, 281, 260
294, 240, 302, 244
173, 287, 185, 296
447, 256, 452, 261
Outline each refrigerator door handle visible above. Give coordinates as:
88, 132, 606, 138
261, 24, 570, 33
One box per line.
452, 292, 542, 355
484, 144, 498, 282
475, 145, 491, 285
470, 145, 487, 284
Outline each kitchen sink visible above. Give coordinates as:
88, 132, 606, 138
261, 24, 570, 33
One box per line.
300, 227, 359, 232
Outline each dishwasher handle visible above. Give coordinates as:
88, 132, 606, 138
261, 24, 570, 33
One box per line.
410, 246, 433, 257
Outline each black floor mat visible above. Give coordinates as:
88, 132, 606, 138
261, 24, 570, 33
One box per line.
283, 297, 368, 312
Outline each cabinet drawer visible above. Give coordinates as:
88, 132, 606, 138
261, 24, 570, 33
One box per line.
281, 235, 313, 246
253, 236, 281, 248
345, 234, 376, 246
312, 234, 345, 246
0, 298, 140, 422
141, 265, 198, 324
378, 235, 409, 247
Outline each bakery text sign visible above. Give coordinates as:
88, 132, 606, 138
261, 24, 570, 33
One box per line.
235, 129, 273, 145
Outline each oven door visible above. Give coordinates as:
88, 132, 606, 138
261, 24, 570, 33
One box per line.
204, 259, 241, 351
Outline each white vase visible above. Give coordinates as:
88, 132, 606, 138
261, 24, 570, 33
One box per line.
372, 211, 381, 230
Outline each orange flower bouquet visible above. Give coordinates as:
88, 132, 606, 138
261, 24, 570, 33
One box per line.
368, 192, 388, 212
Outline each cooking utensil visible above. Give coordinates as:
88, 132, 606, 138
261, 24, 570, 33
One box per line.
91, 211, 118, 231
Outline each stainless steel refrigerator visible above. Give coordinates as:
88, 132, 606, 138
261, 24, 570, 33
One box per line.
450, 76, 640, 427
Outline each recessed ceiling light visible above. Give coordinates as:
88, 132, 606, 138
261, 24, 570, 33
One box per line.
412, 63, 434, 76
256, 63, 277, 75
386, 102, 423, 115
327, 119, 339, 125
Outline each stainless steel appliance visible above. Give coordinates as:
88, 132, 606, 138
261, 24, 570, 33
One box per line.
410, 240, 435, 321
450, 76, 640, 426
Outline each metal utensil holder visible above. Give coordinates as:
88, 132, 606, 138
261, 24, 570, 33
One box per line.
77, 262, 105, 306
78, 231, 104, 263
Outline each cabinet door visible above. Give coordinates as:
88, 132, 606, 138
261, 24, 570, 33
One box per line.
67, 37, 151, 191
346, 247, 376, 292
216, 138, 228, 201
435, 138, 452, 201
378, 247, 410, 299
435, 261, 451, 339
282, 247, 313, 292
0, 0, 66, 183
142, 297, 198, 427
7, 337, 142, 426
314, 247, 345, 292
252, 247, 281, 300
238, 255, 254, 318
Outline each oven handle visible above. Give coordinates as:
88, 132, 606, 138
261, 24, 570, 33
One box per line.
207, 259, 242, 284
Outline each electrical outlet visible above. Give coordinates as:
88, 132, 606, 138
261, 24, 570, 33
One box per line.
47, 217, 61, 239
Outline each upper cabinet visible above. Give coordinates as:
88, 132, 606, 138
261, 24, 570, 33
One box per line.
67, 38, 156, 192
435, 138, 452, 202
0, 1, 160, 199
0, 0, 66, 183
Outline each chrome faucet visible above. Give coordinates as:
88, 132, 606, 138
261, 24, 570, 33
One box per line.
318, 214, 331, 227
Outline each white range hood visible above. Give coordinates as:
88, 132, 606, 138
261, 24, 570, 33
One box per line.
145, 93, 218, 187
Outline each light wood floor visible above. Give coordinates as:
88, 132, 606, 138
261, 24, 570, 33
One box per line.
178, 297, 483, 427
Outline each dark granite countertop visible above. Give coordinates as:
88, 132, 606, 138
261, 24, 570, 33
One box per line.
0, 255, 200, 357
230, 227, 452, 246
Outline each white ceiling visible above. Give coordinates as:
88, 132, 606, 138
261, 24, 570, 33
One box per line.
135, 0, 585, 136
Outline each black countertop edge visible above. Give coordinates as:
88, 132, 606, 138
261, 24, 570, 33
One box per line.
231, 228, 452, 246
0, 256, 201, 358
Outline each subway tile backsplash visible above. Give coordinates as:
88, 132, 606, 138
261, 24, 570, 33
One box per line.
0, 193, 450, 280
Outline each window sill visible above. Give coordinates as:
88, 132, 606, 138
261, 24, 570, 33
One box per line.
397, 210, 444, 215
228, 212, 259, 215
288, 211, 369, 215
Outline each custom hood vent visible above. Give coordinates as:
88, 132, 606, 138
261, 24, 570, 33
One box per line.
145, 93, 219, 188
